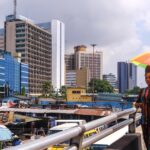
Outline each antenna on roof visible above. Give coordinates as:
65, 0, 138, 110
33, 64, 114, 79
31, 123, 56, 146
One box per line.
14, 0, 17, 18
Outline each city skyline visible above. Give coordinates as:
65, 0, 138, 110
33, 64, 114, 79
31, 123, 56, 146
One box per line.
0, 0, 150, 87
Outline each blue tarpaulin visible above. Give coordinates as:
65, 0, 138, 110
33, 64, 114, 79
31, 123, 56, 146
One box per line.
0, 125, 12, 141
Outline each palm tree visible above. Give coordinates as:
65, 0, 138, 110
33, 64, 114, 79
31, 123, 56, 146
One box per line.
59, 86, 67, 99
42, 81, 53, 97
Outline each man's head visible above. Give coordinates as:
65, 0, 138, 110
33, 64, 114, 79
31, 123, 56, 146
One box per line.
145, 65, 150, 86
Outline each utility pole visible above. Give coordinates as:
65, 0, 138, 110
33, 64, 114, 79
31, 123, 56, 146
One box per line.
91, 44, 97, 107
14, 0, 17, 18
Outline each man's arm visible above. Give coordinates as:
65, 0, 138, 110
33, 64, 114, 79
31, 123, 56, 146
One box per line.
134, 88, 144, 111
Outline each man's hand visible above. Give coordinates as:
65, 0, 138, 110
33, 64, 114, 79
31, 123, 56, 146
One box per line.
133, 102, 143, 113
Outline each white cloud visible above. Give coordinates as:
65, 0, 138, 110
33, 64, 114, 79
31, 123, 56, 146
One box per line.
0, 0, 13, 27
1, 0, 150, 87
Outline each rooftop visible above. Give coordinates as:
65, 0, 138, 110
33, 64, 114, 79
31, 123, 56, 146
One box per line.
0, 108, 112, 117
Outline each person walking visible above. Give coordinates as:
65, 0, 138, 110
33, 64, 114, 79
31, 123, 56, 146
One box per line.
136, 65, 150, 149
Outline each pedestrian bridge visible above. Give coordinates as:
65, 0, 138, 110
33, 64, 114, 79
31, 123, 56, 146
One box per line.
4, 108, 142, 150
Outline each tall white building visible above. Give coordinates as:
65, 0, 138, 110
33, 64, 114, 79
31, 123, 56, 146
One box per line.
52, 20, 65, 91
38, 20, 65, 91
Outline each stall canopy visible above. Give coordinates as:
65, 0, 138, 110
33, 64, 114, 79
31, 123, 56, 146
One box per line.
0, 125, 12, 141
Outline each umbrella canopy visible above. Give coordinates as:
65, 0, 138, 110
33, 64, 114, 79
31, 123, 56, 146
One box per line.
0, 125, 12, 141
131, 52, 150, 68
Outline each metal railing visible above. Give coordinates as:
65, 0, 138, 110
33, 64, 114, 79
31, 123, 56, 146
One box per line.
4, 108, 141, 150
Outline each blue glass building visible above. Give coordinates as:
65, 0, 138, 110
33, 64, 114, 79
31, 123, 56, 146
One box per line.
128, 63, 137, 90
0, 50, 28, 97
21, 63, 29, 94
117, 62, 137, 93
117, 62, 128, 93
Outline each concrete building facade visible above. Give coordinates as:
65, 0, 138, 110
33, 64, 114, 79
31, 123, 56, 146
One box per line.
103, 73, 117, 89
65, 54, 75, 70
66, 70, 76, 87
5, 15, 51, 96
74, 45, 103, 80
0, 29, 4, 50
76, 67, 90, 88
66, 87, 92, 102
65, 68, 90, 88
65, 45, 103, 87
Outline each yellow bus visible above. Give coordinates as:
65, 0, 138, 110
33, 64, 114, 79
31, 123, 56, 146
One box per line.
47, 123, 78, 150
47, 126, 98, 150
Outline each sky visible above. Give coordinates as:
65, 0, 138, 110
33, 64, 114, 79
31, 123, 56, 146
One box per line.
1, 0, 150, 87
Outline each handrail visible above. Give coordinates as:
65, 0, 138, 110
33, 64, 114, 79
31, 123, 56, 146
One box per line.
82, 119, 133, 148
84, 108, 136, 131
5, 126, 84, 150
4, 108, 140, 150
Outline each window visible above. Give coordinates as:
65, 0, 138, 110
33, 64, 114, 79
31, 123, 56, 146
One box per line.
72, 90, 81, 94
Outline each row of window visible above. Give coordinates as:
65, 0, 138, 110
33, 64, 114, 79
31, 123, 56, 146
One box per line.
72, 91, 81, 94
16, 39, 25, 43
16, 34, 25, 38
16, 44, 25, 48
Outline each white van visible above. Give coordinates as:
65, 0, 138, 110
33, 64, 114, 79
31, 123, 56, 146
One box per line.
55, 119, 86, 126
48, 123, 78, 135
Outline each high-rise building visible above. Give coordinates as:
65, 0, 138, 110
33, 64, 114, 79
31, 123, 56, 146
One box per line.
128, 63, 137, 90
21, 63, 29, 94
103, 73, 117, 89
0, 49, 28, 97
65, 68, 90, 88
74, 45, 103, 80
66, 70, 76, 87
65, 54, 75, 70
76, 67, 90, 88
5, 15, 51, 96
38, 20, 65, 91
118, 62, 128, 93
51, 20, 65, 91
0, 29, 4, 50
65, 45, 103, 87
117, 62, 137, 93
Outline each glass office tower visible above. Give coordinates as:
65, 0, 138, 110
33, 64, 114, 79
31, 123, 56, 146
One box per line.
0, 49, 28, 97
21, 63, 29, 94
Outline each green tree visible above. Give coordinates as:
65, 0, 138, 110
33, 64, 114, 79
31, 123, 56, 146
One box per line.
59, 86, 67, 99
125, 86, 140, 95
21, 86, 26, 96
88, 79, 114, 93
42, 81, 53, 97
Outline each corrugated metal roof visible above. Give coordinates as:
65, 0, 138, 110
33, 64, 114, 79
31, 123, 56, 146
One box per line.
0, 108, 112, 116
75, 108, 112, 116
0, 108, 77, 114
